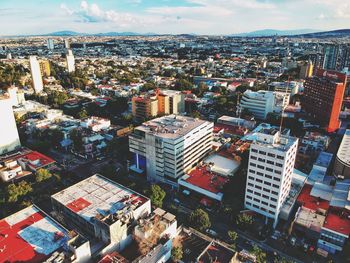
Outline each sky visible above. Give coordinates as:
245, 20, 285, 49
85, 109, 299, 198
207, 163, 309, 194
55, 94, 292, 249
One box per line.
1, 0, 350, 35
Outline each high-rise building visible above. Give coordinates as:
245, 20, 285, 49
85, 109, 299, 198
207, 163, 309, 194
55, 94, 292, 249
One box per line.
132, 89, 185, 122
29, 55, 43, 93
323, 44, 339, 70
47, 38, 54, 50
299, 60, 314, 79
39, 59, 51, 77
129, 115, 213, 186
239, 90, 289, 120
303, 69, 347, 132
333, 129, 350, 179
64, 39, 70, 49
244, 128, 298, 227
66, 49, 75, 73
0, 94, 21, 154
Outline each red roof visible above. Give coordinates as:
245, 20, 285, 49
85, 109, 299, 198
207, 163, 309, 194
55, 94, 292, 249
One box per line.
214, 123, 246, 136
185, 166, 229, 194
20, 151, 55, 170
66, 197, 92, 213
323, 208, 350, 237
297, 184, 330, 211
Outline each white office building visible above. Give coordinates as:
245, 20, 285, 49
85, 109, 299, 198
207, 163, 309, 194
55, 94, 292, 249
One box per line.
129, 115, 213, 186
239, 90, 290, 120
0, 95, 21, 154
66, 49, 75, 73
29, 56, 44, 93
47, 38, 54, 50
244, 128, 298, 227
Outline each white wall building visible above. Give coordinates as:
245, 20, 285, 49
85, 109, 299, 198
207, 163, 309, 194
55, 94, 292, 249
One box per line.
29, 56, 44, 93
47, 38, 54, 50
244, 128, 298, 227
129, 115, 213, 186
66, 49, 75, 73
0, 95, 21, 155
239, 90, 290, 120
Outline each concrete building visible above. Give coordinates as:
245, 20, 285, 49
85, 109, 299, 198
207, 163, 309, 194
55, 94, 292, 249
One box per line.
39, 59, 51, 77
80, 117, 111, 132
66, 49, 75, 73
299, 60, 314, 79
303, 69, 347, 132
0, 205, 91, 263
239, 90, 290, 120
0, 95, 21, 155
333, 130, 350, 179
29, 56, 44, 93
244, 128, 298, 227
51, 174, 151, 254
132, 94, 159, 122
47, 38, 54, 50
129, 115, 213, 186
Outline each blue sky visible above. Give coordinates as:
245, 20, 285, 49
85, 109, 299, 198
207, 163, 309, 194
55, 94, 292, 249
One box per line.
1, 0, 350, 35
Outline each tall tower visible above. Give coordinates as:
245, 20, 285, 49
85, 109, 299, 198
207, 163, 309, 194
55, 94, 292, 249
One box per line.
244, 129, 298, 228
323, 44, 339, 70
66, 49, 75, 73
303, 69, 347, 132
47, 38, 54, 50
29, 56, 44, 93
0, 95, 21, 154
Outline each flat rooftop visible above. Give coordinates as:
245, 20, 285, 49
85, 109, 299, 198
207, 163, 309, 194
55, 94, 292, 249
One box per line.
135, 115, 210, 140
297, 184, 330, 212
314, 152, 333, 168
198, 242, 235, 263
337, 129, 350, 166
0, 206, 69, 263
203, 154, 240, 176
52, 174, 148, 223
323, 208, 350, 237
181, 166, 229, 194
294, 206, 326, 233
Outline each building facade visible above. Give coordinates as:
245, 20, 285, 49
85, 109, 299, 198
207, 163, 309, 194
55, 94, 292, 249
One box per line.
303, 69, 347, 132
29, 55, 44, 93
244, 128, 298, 227
66, 49, 75, 73
129, 115, 213, 186
333, 130, 350, 179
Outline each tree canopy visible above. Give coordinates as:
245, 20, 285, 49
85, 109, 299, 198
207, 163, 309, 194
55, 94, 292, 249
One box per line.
188, 208, 211, 232
149, 184, 166, 208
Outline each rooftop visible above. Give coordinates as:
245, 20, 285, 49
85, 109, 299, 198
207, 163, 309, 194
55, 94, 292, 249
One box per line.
181, 165, 229, 194
294, 206, 326, 233
297, 184, 330, 212
323, 208, 350, 237
52, 174, 148, 224
135, 115, 211, 140
337, 129, 350, 166
198, 242, 235, 263
0, 206, 69, 263
19, 151, 55, 170
314, 152, 333, 168
203, 154, 240, 176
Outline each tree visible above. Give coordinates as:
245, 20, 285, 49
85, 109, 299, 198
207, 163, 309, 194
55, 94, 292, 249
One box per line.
77, 108, 88, 119
48, 128, 64, 147
227, 230, 238, 248
188, 208, 211, 232
236, 213, 253, 229
70, 129, 84, 152
149, 184, 166, 207
174, 78, 193, 91
36, 168, 52, 183
252, 245, 266, 263
172, 246, 183, 262
7, 181, 33, 202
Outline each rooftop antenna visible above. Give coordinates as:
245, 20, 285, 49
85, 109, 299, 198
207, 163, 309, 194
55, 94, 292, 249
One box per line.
279, 75, 290, 135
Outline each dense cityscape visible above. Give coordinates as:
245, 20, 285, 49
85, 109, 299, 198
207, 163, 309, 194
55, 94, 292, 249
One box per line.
1, 1, 350, 263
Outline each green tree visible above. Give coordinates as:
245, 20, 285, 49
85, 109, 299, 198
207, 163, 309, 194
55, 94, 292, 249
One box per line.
7, 181, 33, 202
228, 230, 238, 249
36, 168, 52, 183
77, 108, 88, 119
70, 129, 84, 151
236, 213, 253, 229
174, 78, 193, 91
48, 128, 64, 147
172, 246, 183, 262
252, 245, 266, 263
188, 208, 211, 232
149, 184, 166, 207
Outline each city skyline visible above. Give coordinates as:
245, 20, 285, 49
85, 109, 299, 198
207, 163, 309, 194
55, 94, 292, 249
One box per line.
1, 0, 350, 36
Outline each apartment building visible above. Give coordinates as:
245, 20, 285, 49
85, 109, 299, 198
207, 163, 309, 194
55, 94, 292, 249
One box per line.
29, 55, 44, 93
66, 49, 75, 73
129, 115, 213, 186
244, 128, 298, 227
333, 129, 350, 179
239, 90, 289, 120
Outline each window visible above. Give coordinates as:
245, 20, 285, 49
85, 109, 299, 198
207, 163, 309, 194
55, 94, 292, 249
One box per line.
251, 149, 258, 153
256, 179, 263, 183
248, 183, 254, 187
264, 182, 271, 186
271, 197, 277, 202
269, 204, 276, 209
277, 155, 284, 160
275, 170, 282, 174
274, 177, 281, 182
257, 172, 264, 176
249, 169, 256, 174
263, 188, 270, 192
272, 191, 278, 195
253, 198, 260, 202
246, 195, 252, 200
262, 194, 269, 199
262, 201, 268, 205
251, 156, 257, 160
267, 160, 274, 165
254, 192, 261, 196
259, 151, 266, 155
257, 165, 264, 169
268, 153, 275, 157
258, 158, 265, 162
248, 176, 255, 180
265, 175, 272, 179
266, 167, 273, 172
247, 189, 253, 193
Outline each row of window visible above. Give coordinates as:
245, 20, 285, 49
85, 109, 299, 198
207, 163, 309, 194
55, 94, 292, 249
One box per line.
251, 148, 284, 160
245, 201, 275, 216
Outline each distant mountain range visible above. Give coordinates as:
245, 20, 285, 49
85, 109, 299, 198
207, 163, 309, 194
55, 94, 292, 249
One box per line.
4, 28, 350, 38
231, 29, 319, 37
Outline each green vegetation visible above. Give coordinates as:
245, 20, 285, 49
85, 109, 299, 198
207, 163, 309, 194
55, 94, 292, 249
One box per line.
172, 246, 183, 262
6, 181, 33, 203
0, 62, 28, 89
148, 184, 166, 208
35, 168, 52, 183
252, 245, 267, 263
228, 230, 238, 249
188, 208, 211, 232
236, 213, 253, 229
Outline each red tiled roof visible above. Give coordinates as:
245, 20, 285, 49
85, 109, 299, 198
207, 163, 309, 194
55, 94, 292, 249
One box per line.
185, 166, 229, 194
297, 184, 330, 211
323, 208, 350, 237
20, 151, 55, 170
